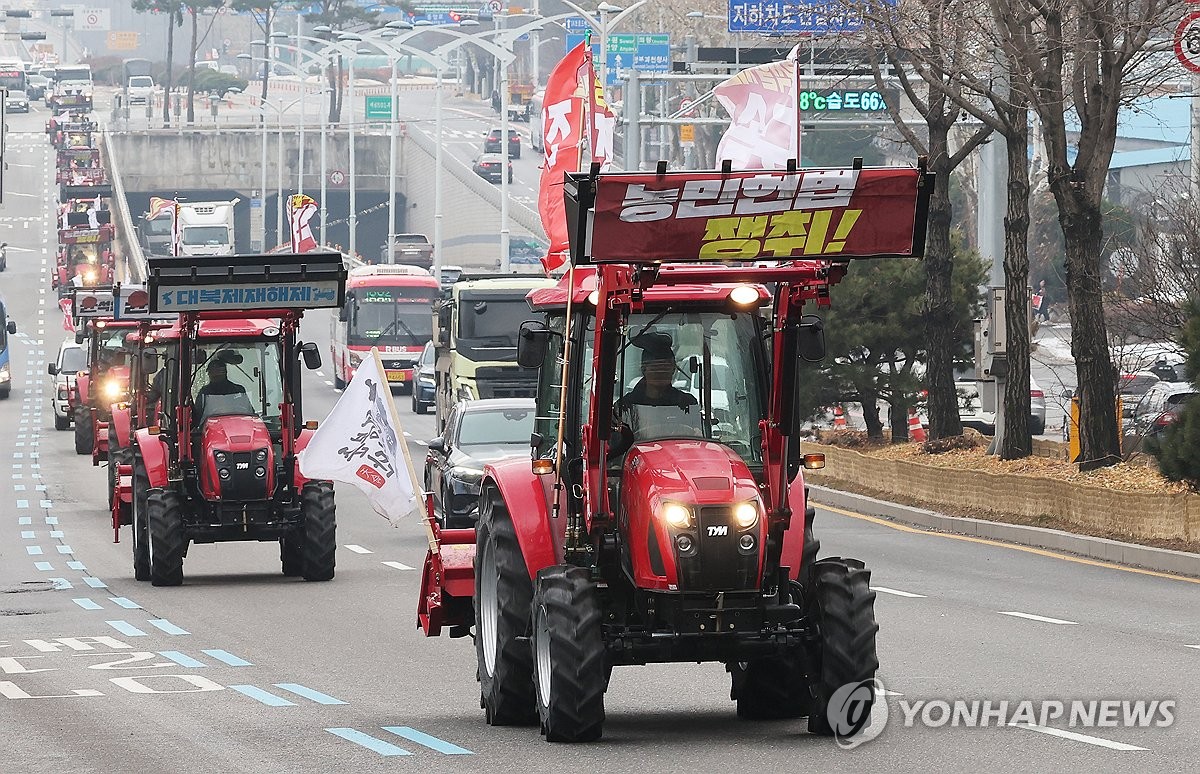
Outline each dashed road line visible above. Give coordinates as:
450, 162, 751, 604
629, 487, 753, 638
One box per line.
159, 651, 207, 668
72, 598, 103, 610
202, 649, 253, 667
231, 685, 297, 707
106, 621, 149, 637
382, 726, 473, 755
1010, 722, 1147, 751
871, 586, 926, 598
1186, 645, 1200, 650
382, 561, 415, 571
275, 683, 347, 705
344, 544, 372, 554
998, 611, 1078, 626
326, 728, 412, 756
147, 619, 190, 635
109, 597, 142, 609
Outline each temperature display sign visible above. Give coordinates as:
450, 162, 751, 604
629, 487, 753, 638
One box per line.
797, 89, 895, 114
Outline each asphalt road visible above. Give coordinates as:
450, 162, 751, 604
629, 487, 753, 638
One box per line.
2, 104, 1199, 772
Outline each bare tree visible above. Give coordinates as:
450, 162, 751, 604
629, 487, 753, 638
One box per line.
991, 0, 1182, 469
865, 0, 993, 440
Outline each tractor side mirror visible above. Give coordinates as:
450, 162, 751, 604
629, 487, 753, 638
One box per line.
75, 328, 86, 344
299, 341, 322, 370
6, 320, 16, 335
47, 363, 59, 376
797, 314, 825, 363
427, 437, 445, 454
338, 292, 353, 323
142, 351, 161, 372
517, 321, 549, 369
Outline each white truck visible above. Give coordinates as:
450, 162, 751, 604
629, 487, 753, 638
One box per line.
177, 199, 239, 256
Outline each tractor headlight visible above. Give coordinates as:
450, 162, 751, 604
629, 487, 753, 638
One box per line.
215, 451, 227, 464
729, 284, 761, 307
255, 449, 268, 462
733, 500, 761, 529
659, 502, 692, 529
102, 379, 125, 400
83, 269, 98, 283
452, 466, 485, 486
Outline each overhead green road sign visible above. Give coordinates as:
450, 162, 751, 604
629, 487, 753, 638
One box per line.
364, 95, 393, 121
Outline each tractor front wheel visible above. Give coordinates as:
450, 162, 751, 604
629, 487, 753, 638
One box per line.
806, 557, 879, 737
475, 488, 537, 726
130, 457, 150, 581
73, 410, 93, 455
147, 489, 186, 587
300, 482, 336, 581
530, 565, 607, 743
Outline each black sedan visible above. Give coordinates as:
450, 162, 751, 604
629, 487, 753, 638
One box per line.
411, 340, 435, 415
425, 398, 534, 528
472, 153, 513, 184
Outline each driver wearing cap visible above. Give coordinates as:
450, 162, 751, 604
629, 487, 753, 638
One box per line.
617, 334, 698, 412
195, 355, 247, 419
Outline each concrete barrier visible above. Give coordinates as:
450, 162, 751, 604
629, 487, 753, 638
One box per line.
100, 130, 146, 283
801, 441, 1197, 544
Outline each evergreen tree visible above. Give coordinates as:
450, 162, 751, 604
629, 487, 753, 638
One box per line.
1148, 299, 1200, 487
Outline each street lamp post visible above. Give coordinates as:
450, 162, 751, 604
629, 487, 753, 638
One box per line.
685, 11, 739, 67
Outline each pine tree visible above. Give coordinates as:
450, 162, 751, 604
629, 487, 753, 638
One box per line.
1147, 300, 1200, 487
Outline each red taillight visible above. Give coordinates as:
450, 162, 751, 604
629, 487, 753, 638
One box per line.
1155, 412, 1178, 427
1030, 390, 1044, 398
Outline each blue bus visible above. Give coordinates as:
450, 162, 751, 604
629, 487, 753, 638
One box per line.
0, 296, 16, 399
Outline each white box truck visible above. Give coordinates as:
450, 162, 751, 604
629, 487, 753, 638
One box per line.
177, 199, 239, 256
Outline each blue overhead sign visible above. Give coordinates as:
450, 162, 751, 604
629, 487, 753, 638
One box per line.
727, 0, 879, 33
565, 32, 670, 85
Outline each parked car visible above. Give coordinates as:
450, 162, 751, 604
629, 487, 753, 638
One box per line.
1117, 370, 1161, 434
5, 90, 29, 113
25, 74, 48, 100
424, 398, 535, 528
411, 340, 435, 415
1130, 382, 1197, 441
472, 153, 513, 184
952, 376, 1048, 436
483, 127, 521, 159
47, 340, 87, 431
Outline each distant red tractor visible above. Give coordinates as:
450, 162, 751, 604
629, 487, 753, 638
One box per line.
71, 288, 141, 462
128, 253, 346, 585
418, 162, 932, 742
55, 217, 115, 297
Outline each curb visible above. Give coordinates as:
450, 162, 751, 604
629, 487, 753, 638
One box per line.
808, 484, 1200, 578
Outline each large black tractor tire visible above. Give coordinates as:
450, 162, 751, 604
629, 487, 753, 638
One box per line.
474, 488, 537, 726
130, 457, 150, 581
147, 489, 186, 587
74, 410, 93, 455
530, 565, 607, 743
806, 557, 879, 737
300, 482, 336, 581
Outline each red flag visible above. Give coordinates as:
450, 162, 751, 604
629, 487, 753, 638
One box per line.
60, 298, 75, 332
147, 196, 173, 220
538, 42, 590, 274
287, 194, 319, 253
588, 57, 617, 172
713, 56, 800, 169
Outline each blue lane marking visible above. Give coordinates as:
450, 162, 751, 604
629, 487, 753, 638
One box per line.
49, 530, 63, 538
20, 530, 35, 539
326, 729, 412, 757
147, 619, 190, 635
158, 651, 206, 668
16, 499, 28, 508
26, 546, 43, 555
40, 500, 52, 508
105, 621, 148, 637
34, 561, 52, 571
382, 727, 473, 755
109, 597, 141, 609
49, 578, 72, 590
18, 516, 31, 525
83, 577, 107, 588
72, 598, 102, 610
55, 545, 73, 554
46, 516, 58, 525
230, 685, 296, 707
66, 560, 85, 570
274, 684, 348, 705
202, 649, 253, 667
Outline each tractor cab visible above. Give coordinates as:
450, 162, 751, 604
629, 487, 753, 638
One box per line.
128, 253, 346, 586
55, 211, 115, 296
418, 161, 933, 743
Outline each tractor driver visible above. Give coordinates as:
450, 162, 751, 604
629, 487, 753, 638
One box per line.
617, 334, 698, 412
195, 357, 248, 420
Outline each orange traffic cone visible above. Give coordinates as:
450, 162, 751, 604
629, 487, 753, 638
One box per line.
908, 407, 927, 442
833, 406, 847, 429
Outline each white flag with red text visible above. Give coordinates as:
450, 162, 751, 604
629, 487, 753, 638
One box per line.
298, 349, 419, 524
714, 51, 800, 169
287, 193, 319, 253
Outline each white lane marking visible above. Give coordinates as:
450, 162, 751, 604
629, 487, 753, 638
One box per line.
324, 380, 334, 387
1010, 723, 1147, 751
998, 611, 1078, 626
872, 586, 926, 598
344, 544, 373, 554
382, 561, 415, 571
315, 370, 325, 377
1186, 645, 1200, 650
6, 192, 39, 198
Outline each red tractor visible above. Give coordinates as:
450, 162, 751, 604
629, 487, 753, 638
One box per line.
71, 288, 141, 461
417, 162, 931, 742
129, 253, 346, 585
55, 215, 115, 297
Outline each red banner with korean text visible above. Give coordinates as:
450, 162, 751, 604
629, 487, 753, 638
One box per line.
582, 168, 928, 263
538, 42, 590, 274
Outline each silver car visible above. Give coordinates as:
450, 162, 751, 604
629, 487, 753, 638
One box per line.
48, 340, 86, 431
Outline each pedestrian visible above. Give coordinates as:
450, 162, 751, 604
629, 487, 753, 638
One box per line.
1034, 279, 1051, 322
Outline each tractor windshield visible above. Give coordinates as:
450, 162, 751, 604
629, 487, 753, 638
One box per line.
190, 340, 285, 429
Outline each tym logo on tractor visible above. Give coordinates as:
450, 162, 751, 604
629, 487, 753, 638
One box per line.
125, 254, 347, 586
416, 159, 932, 743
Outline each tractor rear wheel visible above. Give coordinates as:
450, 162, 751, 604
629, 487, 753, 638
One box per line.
130, 457, 150, 581
806, 557, 879, 737
147, 489, 186, 587
530, 565, 606, 743
74, 410, 93, 455
475, 488, 537, 726
300, 482, 336, 581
